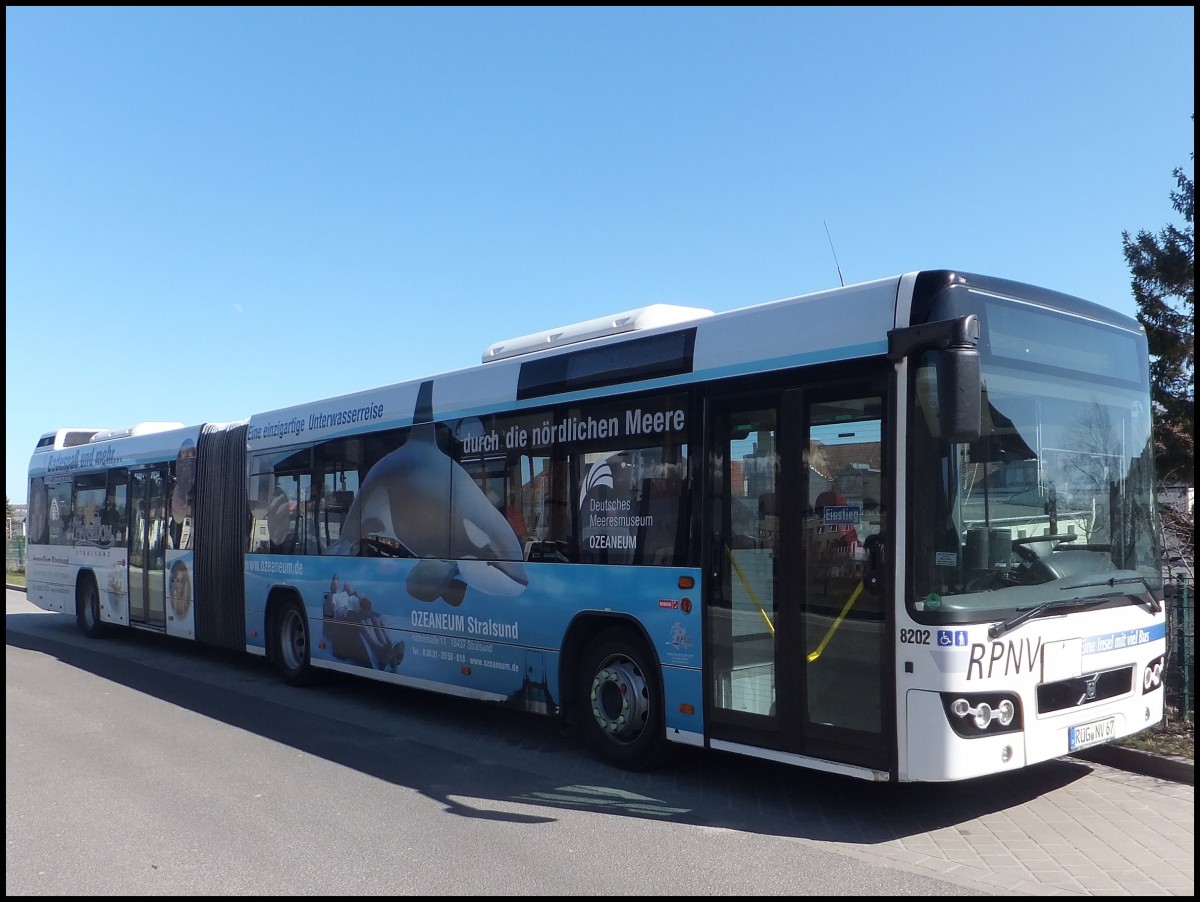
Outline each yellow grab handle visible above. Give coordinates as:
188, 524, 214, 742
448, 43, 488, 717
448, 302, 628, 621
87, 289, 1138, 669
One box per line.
807, 580, 864, 663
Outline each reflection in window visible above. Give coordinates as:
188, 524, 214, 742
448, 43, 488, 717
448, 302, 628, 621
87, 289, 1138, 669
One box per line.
245, 391, 693, 568
454, 394, 690, 565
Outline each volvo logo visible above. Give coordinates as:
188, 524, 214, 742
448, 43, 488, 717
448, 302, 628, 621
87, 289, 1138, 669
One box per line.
1076, 673, 1100, 706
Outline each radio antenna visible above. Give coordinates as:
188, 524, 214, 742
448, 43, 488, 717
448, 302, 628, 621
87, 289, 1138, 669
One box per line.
824, 220, 845, 287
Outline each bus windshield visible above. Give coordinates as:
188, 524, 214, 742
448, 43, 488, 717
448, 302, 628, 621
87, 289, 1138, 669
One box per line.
909, 291, 1161, 620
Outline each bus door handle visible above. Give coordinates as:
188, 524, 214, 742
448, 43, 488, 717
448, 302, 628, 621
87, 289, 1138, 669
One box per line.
865, 534, 885, 592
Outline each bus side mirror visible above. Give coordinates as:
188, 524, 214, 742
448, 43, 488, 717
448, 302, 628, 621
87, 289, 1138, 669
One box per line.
936, 341, 981, 443
889, 314, 981, 443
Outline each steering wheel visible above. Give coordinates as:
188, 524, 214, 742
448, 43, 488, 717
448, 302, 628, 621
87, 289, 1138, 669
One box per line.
1012, 533, 1078, 562
360, 535, 409, 558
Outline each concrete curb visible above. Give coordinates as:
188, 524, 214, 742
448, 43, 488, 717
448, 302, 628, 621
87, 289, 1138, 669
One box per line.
7, 582, 1193, 785
1071, 743, 1195, 785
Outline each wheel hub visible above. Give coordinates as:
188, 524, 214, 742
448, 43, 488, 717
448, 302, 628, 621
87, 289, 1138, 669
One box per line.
590, 660, 649, 743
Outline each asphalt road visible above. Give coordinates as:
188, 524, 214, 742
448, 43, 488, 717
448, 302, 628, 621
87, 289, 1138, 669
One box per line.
6, 589, 1194, 896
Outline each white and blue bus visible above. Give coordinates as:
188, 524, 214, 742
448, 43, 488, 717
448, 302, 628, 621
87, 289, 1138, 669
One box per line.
26, 269, 1167, 782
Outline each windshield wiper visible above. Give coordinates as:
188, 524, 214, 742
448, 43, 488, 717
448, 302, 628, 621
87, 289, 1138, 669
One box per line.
988, 598, 1106, 640
1058, 574, 1162, 612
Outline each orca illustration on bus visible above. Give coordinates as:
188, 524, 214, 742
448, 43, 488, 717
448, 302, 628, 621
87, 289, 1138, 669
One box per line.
324, 380, 529, 605
26, 271, 1168, 782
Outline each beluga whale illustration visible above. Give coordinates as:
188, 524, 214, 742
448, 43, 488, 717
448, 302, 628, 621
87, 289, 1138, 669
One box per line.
326, 380, 529, 606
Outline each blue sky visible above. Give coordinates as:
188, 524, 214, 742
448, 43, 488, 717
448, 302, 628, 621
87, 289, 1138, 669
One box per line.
5, 6, 1194, 505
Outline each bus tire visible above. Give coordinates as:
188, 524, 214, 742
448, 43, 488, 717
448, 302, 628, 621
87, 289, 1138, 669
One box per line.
577, 627, 673, 771
272, 598, 316, 686
76, 575, 109, 639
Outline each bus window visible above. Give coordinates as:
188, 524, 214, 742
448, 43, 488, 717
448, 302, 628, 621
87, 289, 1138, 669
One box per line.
73, 473, 107, 546
568, 394, 689, 567
266, 476, 306, 554
169, 439, 197, 550
313, 438, 364, 554
47, 478, 74, 547
105, 472, 129, 548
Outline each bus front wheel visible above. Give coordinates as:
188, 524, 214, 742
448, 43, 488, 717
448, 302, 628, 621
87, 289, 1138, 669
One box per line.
577, 628, 673, 771
273, 599, 316, 686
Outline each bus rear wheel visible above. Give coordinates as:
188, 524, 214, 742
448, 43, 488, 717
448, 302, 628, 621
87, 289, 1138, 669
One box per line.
76, 576, 109, 639
577, 628, 673, 771
273, 599, 316, 686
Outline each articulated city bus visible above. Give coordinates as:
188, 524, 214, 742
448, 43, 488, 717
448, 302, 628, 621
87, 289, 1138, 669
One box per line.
26, 269, 1166, 782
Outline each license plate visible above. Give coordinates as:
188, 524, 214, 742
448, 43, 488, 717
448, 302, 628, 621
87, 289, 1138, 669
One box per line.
1069, 716, 1116, 751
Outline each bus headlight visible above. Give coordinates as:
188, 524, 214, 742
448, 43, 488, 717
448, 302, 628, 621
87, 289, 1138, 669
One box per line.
1142, 656, 1165, 694
942, 692, 1022, 737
